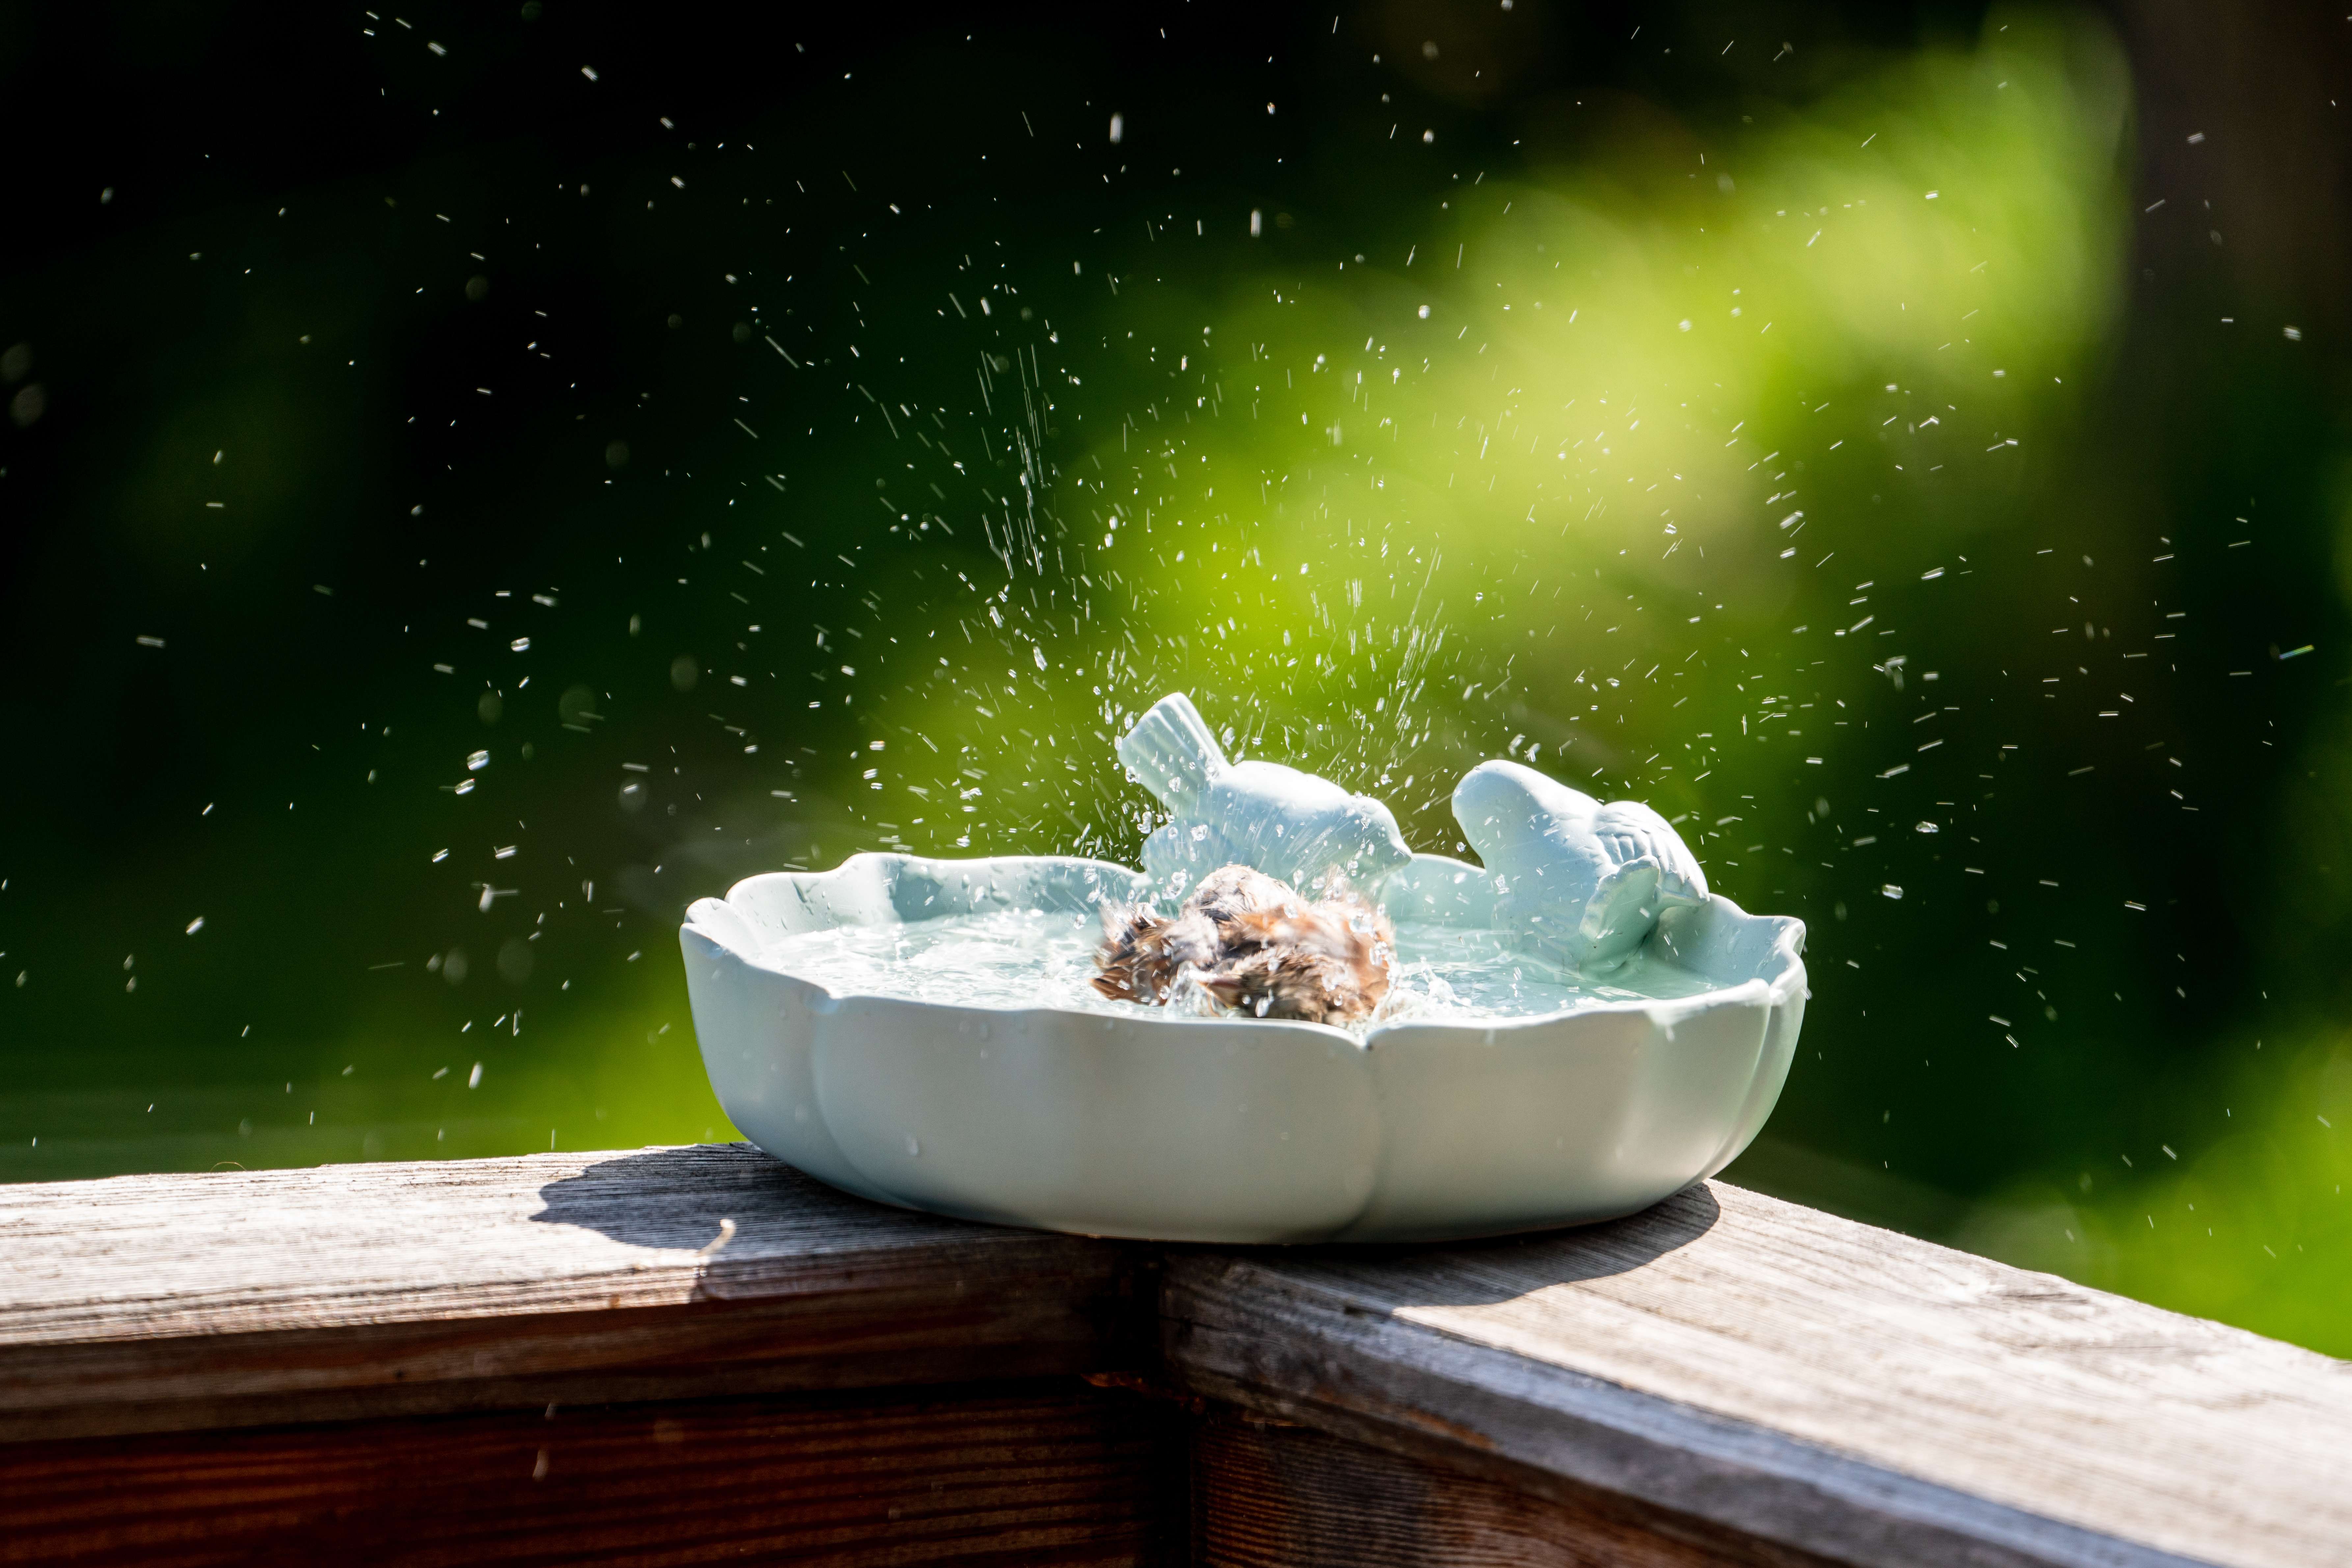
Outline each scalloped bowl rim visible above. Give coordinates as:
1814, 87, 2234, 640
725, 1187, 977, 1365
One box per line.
688, 852, 1804, 1035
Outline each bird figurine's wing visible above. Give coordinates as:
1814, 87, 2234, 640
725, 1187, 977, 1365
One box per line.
1590, 799, 1710, 903
1452, 760, 1708, 972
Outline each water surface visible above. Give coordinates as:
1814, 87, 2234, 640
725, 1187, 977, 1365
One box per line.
759, 908, 1721, 1029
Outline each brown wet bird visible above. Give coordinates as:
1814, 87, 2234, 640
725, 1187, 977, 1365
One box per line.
1092, 864, 1396, 1025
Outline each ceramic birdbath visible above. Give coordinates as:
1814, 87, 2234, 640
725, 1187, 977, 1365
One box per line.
679, 694, 1807, 1243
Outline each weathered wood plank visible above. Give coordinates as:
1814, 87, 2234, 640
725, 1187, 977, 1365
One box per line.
9, 1147, 2347, 1567
1163, 1183, 2352, 1568
0, 1146, 1146, 1441
0, 1382, 1187, 1567
1192, 1411, 1822, 1568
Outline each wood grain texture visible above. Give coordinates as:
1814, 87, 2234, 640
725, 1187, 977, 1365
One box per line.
1193, 1412, 1826, 1568
8, 1147, 2348, 1568
0, 1146, 1145, 1441
0, 1382, 1187, 1567
1164, 1183, 2352, 1568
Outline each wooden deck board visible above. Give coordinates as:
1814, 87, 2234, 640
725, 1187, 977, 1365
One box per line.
3, 1144, 2346, 1567
0, 1383, 1187, 1567
1191, 1411, 1808, 1567
0, 1146, 1142, 1440
1161, 1183, 2352, 1568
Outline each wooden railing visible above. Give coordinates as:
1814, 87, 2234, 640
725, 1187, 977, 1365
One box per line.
0, 1144, 2342, 1565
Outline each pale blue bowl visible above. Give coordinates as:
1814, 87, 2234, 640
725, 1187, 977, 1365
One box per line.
681, 851, 1805, 1243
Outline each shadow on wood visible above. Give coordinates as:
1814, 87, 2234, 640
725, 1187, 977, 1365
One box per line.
1288, 1183, 1724, 1304
529, 1144, 896, 1254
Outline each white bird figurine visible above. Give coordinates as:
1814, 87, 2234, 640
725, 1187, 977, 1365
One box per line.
1117, 693, 1413, 895
1451, 759, 1708, 972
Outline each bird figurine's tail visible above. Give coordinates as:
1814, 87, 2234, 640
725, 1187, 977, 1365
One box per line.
1117, 693, 1228, 807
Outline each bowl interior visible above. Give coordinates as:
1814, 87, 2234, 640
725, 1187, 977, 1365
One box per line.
692, 851, 1803, 1030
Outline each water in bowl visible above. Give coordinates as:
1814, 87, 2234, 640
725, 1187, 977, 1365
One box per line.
757, 907, 1721, 1029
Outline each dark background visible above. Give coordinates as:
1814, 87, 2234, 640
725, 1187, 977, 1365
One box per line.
2, 0, 2348, 1351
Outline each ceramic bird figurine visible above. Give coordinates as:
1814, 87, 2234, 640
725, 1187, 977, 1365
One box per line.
1092, 864, 1396, 1026
1451, 759, 1709, 972
1117, 693, 1413, 896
